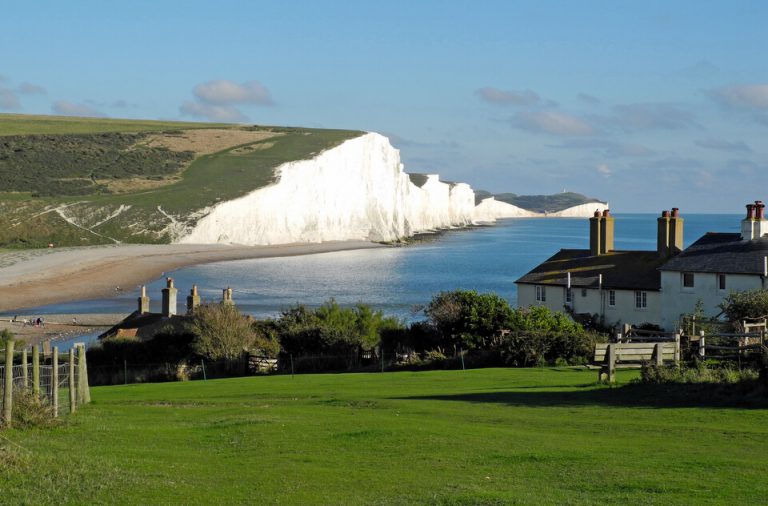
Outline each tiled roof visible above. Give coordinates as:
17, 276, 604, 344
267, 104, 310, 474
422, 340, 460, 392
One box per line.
659, 232, 768, 274
515, 249, 665, 291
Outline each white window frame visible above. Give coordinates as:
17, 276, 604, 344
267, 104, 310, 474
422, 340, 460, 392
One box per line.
536, 285, 546, 302
608, 290, 616, 307
634, 290, 647, 309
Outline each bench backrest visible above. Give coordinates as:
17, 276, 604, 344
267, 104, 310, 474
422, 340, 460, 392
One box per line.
594, 342, 676, 363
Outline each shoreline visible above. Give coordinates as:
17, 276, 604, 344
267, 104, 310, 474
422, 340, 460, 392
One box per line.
0, 241, 383, 313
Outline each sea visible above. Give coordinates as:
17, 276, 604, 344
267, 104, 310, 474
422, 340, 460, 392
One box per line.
24, 214, 741, 322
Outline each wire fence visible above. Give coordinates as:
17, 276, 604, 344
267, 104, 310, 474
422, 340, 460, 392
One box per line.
0, 340, 90, 427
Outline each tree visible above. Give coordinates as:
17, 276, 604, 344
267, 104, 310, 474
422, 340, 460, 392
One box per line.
718, 289, 768, 328
425, 290, 514, 352
189, 303, 258, 361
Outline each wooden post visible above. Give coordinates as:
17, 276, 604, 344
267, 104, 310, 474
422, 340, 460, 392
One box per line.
32, 344, 40, 397
607, 343, 616, 383
76, 344, 90, 405
654, 343, 663, 367
3, 339, 15, 427
69, 348, 76, 414
699, 333, 706, 360
674, 333, 681, 364
52, 347, 59, 418
21, 347, 28, 389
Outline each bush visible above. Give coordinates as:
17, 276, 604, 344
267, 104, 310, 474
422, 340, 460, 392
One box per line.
640, 363, 760, 384
10, 389, 56, 429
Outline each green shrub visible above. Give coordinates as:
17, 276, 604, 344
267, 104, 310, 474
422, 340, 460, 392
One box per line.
718, 289, 768, 329
640, 363, 760, 384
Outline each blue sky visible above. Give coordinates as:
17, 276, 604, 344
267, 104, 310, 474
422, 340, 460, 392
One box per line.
1, 0, 766, 212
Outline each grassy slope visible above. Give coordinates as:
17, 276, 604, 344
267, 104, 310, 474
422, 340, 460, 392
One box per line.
2, 368, 766, 504
0, 116, 363, 247
0, 114, 227, 135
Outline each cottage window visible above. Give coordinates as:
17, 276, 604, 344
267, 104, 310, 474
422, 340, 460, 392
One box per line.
682, 272, 695, 288
608, 290, 616, 307
565, 288, 572, 304
634, 290, 647, 309
536, 285, 546, 302
718, 274, 726, 291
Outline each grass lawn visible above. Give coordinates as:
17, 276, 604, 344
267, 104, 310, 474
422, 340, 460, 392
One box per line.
2, 368, 766, 504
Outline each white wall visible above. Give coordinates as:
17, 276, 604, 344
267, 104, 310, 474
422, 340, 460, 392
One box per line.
517, 283, 662, 327
659, 271, 763, 330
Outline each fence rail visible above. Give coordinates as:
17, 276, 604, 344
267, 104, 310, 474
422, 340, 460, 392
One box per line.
0, 339, 90, 427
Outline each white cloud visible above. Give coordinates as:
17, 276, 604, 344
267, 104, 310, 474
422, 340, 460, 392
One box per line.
179, 101, 247, 122
17, 82, 46, 95
597, 163, 611, 177
51, 100, 106, 117
193, 80, 273, 105
0, 88, 20, 109
476, 87, 539, 106
710, 84, 768, 110
514, 110, 595, 136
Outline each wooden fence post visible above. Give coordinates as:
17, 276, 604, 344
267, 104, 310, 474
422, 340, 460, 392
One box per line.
674, 333, 681, 365
69, 348, 76, 414
3, 339, 15, 427
699, 334, 706, 360
52, 347, 59, 418
654, 343, 663, 367
21, 347, 28, 389
77, 344, 90, 405
32, 344, 40, 397
607, 343, 616, 383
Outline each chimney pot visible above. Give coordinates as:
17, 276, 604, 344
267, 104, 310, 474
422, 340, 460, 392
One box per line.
758, 203, 766, 221
747, 204, 755, 220
166, 277, 174, 288
671, 208, 679, 218
603, 209, 610, 217
593, 210, 601, 217
661, 210, 670, 218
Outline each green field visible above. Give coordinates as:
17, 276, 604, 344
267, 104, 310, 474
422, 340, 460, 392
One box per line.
2, 368, 766, 504
0, 115, 363, 248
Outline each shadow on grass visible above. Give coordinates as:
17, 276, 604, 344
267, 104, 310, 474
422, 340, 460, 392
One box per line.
396, 382, 768, 409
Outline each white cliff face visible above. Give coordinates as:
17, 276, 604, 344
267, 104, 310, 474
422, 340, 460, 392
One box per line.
547, 202, 610, 217
472, 197, 537, 222
178, 133, 474, 245
177, 132, 609, 246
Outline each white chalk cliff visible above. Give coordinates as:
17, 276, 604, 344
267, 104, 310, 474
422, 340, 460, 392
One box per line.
177, 132, 606, 245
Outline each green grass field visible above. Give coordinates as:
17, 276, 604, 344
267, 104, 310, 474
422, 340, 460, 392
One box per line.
2, 368, 766, 504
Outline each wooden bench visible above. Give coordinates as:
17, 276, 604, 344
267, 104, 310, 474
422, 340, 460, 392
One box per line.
594, 341, 679, 383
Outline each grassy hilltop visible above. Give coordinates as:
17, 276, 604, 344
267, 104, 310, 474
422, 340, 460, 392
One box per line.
2, 368, 766, 504
0, 114, 363, 248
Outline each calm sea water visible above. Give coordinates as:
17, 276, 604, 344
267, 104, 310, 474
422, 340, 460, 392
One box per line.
24, 214, 741, 320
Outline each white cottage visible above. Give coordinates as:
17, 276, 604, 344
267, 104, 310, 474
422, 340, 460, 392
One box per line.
658, 201, 768, 329
516, 208, 684, 329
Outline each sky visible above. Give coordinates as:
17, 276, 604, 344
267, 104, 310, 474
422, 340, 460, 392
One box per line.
1, 0, 766, 212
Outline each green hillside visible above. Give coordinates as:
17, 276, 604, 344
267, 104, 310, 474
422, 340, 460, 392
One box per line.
2, 368, 766, 504
0, 115, 363, 248
476, 191, 605, 212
